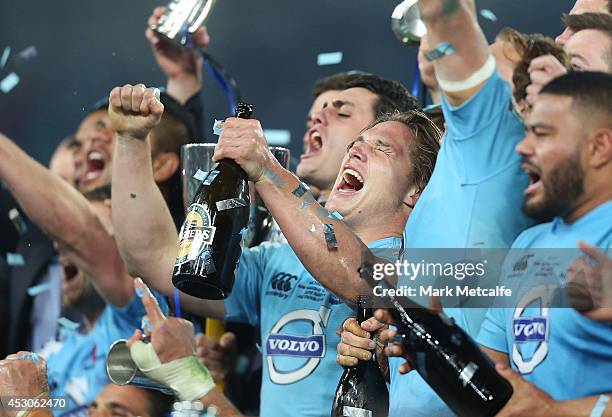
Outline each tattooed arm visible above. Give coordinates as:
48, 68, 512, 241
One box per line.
213, 118, 391, 304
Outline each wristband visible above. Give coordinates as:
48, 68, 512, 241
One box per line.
130, 341, 215, 401
436, 55, 496, 93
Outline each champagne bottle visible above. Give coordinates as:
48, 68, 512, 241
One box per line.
331, 295, 389, 417
172, 102, 253, 299
358, 263, 513, 417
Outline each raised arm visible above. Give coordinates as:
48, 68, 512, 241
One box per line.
418, 0, 491, 106
146, 6, 208, 105
0, 133, 134, 306
109, 84, 223, 319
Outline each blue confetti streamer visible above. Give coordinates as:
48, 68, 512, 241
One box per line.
203, 170, 220, 186
0, 72, 20, 94
328, 211, 343, 220
27, 282, 52, 296
173, 288, 182, 319
193, 169, 208, 181
58, 317, 80, 331
135, 286, 146, 298
424, 42, 456, 62
317, 51, 343, 66
213, 119, 224, 136
141, 317, 152, 333
0, 46, 10, 69
7, 252, 25, 266
479, 9, 498, 22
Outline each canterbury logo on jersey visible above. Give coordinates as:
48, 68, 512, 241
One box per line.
513, 317, 547, 343
270, 272, 298, 292
266, 334, 325, 358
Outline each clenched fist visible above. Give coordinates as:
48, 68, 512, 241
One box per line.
108, 84, 164, 140
0, 352, 50, 417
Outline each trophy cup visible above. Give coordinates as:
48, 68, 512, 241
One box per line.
151, 0, 217, 48
391, 0, 427, 45
106, 339, 174, 395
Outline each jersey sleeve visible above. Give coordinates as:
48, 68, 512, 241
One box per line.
441, 70, 525, 183
476, 307, 509, 353
224, 244, 270, 326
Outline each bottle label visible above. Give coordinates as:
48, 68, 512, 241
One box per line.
175, 203, 216, 266
342, 406, 372, 417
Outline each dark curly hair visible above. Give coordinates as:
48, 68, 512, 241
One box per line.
496, 28, 572, 104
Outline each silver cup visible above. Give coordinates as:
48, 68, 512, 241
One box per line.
106, 339, 174, 395
152, 0, 217, 48
181, 144, 217, 210
391, 0, 427, 45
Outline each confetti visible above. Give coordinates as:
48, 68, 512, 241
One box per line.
58, 317, 80, 331
317, 51, 343, 66
263, 129, 291, 146
0, 46, 10, 69
213, 119, 224, 136
299, 193, 316, 210
18, 352, 40, 364
0, 72, 20, 93
309, 224, 316, 232
193, 169, 208, 181
18, 45, 37, 60
141, 317, 152, 332
479, 9, 498, 22
8, 208, 27, 235
424, 42, 455, 62
328, 211, 343, 220
135, 286, 146, 298
27, 282, 52, 296
216, 198, 247, 211
292, 182, 310, 198
6, 252, 25, 266
203, 170, 220, 186
323, 223, 338, 250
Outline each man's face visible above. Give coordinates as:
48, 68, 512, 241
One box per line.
74, 110, 115, 193
297, 87, 378, 193
326, 121, 415, 226
516, 94, 586, 221
566, 29, 612, 72
556, 0, 611, 45
89, 385, 153, 417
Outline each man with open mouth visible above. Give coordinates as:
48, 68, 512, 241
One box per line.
108, 81, 440, 417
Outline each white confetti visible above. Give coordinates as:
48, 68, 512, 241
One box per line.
27, 283, 52, 296
0, 72, 19, 93
263, 129, 291, 146
18, 45, 37, 60
6, 252, 25, 266
317, 51, 343, 66
479, 9, 498, 22
310, 224, 316, 232
0, 46, 10, 69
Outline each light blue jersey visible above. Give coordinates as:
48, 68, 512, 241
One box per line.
225, 237, 402, 417
40, 292, 168, 416
478, 201, 612, 400
390, 70, 535, 417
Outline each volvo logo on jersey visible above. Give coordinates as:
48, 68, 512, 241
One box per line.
266, 334, 325, 358
513, 317, 548, 343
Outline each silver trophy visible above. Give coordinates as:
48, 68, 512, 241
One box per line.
392, 0, 427, 45
106, 339, 174, 395
152, 0, 217, 48
180, 144, 290, 246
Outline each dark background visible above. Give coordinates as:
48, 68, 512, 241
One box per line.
0, 0, 572, 164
